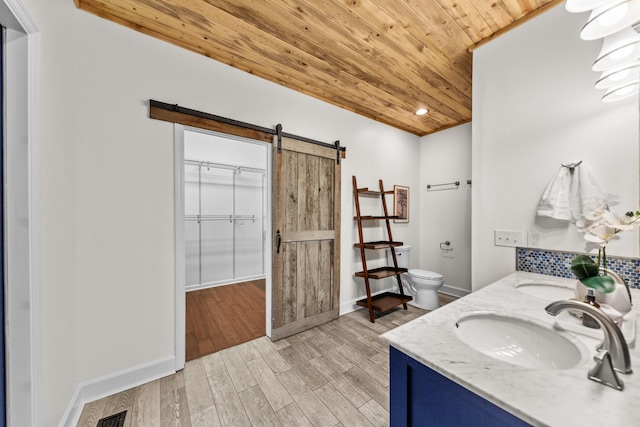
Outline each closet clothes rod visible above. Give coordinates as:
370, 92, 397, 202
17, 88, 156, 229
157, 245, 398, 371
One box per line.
185, 158, 265, 175
185, 214, 258, 222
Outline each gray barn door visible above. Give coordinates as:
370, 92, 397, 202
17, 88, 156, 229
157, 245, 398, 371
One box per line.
271, 136, 341, 340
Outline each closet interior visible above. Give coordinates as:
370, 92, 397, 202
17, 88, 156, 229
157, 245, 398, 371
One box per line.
184, 130, 267, 291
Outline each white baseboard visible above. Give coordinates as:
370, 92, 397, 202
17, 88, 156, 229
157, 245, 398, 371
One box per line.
59, 355, 176, 427
185, 275, 266, 292
440, 284, 471, 298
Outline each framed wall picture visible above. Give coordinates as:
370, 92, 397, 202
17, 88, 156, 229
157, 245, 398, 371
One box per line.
394, 185, 409, 223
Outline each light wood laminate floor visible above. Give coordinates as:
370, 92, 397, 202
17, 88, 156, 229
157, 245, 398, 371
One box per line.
77, 294, 457, 427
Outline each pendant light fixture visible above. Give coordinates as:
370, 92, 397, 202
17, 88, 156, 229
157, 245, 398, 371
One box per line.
602, 80, 640, 101
565, 0, 639, 102
565, 0, 611, 13
593, 27, 640, 71
580, 0, 640, 41
594, 60, 640, 88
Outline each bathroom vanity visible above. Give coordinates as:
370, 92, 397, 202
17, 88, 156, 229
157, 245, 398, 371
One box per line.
381, 271, 640, 426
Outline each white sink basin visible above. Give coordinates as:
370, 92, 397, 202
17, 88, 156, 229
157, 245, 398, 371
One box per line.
515, 282, 576, 301
454, 311, 588, 370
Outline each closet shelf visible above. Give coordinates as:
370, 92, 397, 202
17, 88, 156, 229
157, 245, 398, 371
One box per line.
185, 158, 266, 175
185, 214, 258, 222
354, 241, 404, 250
355, 267, 408, 279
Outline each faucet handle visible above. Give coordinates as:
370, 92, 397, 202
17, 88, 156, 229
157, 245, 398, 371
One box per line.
588, 349, 624, 391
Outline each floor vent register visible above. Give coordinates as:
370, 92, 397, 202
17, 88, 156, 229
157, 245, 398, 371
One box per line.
96, 410, 126, 427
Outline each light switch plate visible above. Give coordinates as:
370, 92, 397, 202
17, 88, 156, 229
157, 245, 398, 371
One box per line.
494, 230, 525, 247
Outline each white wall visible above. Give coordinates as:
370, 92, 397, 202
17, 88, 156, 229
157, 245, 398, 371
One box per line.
419, 123, 472, 295
472, 6, 639, 290
24, 0, 421, 424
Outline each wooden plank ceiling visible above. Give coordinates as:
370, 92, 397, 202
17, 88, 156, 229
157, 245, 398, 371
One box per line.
74, 0, 562, 136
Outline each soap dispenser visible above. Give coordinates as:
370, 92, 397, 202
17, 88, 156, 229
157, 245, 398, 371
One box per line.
583, 288, 601, 329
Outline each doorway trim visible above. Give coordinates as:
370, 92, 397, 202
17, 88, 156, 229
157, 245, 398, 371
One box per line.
174, 125, 273, 370
1, 0, 41, 425
174, 125, 186, 370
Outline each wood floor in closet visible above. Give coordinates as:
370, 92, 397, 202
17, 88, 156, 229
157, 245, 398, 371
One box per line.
186, 279, 266, 362
77, 293, 458, 427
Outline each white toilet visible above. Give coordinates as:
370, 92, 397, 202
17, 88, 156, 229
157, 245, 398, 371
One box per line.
388, 245, 444, 310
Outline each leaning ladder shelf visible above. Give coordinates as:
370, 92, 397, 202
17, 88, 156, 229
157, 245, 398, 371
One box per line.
353, 176, 412, 322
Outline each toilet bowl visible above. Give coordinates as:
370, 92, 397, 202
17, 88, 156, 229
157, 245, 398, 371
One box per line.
388, 245, 445, 310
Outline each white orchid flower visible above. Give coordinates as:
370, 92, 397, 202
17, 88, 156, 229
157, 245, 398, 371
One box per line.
581, 193, 621, 222
589, 193, 620, 209
584, 225, 621, 247
603, 211, 635, 231
573, 194, 638, 293
584, 208, 607, 222
576, 216, 602, 232
576, 193, 638, 255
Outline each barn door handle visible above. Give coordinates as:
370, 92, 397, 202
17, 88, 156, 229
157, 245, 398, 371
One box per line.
276, 229, 282, 254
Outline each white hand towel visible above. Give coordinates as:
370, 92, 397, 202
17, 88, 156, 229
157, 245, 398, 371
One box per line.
537, 162, 602, 223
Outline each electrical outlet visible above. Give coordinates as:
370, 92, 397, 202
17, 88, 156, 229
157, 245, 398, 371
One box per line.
494, 230, 525, 247
528, 232, 540, 247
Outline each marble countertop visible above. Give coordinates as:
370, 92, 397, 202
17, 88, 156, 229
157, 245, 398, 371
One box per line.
381, 271, 640, 426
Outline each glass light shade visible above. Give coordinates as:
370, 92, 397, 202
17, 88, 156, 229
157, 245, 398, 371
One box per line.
601, 80, 639, 101
580, 0, 640, 40
565, 0, 612, 13
595, 61, 640, 88
593, 27, 640, 71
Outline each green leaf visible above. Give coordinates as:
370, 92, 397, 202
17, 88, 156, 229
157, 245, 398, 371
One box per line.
570, 255, 599, 279
580, 275, 617, 293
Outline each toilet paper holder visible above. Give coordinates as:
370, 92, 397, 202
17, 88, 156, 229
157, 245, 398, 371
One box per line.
440, 241, 453, 251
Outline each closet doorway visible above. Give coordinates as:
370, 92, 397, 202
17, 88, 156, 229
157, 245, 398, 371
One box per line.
180, 128, 270, 362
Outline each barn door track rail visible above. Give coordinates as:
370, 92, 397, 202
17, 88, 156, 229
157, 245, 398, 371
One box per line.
150, 99, 345, 163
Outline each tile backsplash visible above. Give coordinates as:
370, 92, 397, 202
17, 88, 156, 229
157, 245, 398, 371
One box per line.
516, 248, 640, 289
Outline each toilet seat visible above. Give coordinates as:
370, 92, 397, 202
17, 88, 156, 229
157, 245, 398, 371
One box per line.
408, 269, 443, 281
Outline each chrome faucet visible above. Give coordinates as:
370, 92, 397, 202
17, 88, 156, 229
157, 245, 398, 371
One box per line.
599, 267, 632, 306
545, 299, 632, 390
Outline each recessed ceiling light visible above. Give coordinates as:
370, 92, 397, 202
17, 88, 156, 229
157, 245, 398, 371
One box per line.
415, 108, 428, 116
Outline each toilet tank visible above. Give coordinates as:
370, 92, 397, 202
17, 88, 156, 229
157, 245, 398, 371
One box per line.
388, 245, 411, 269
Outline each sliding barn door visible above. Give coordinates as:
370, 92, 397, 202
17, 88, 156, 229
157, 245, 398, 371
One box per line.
272, 136, 341, 340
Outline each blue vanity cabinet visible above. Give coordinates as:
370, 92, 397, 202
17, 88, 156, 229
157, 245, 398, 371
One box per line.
389, 347, 532, 427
